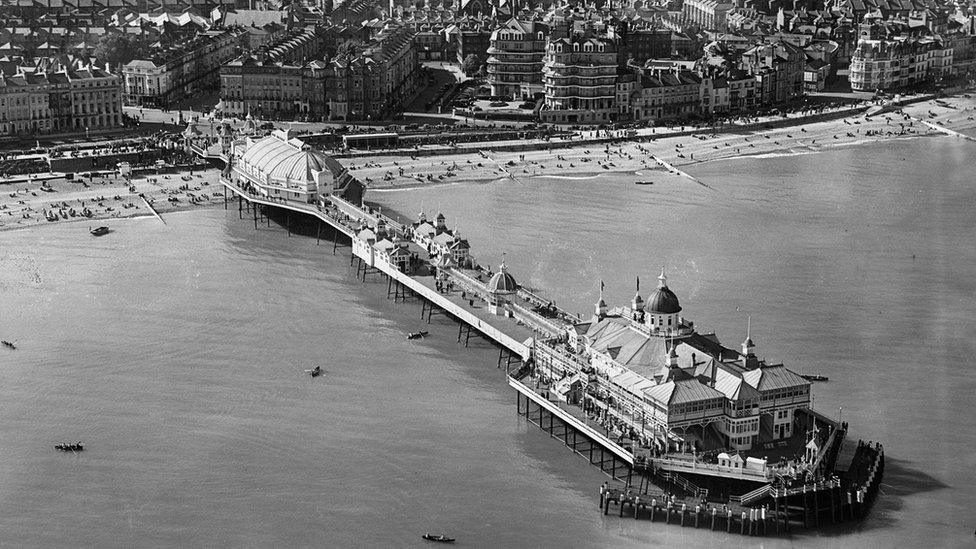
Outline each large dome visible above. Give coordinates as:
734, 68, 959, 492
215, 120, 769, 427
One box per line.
646, 270, 681, 314
646, 286, 681, 314
240, 132, 346, 183
488, 262, 518, 294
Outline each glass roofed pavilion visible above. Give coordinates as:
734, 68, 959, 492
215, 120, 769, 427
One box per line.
229, 129, 351, 203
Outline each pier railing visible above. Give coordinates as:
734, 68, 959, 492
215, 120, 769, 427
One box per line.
509, 300, 566, 337
509, 375, 634, 465
650, 455, 772, 482
655, 469, 709, 499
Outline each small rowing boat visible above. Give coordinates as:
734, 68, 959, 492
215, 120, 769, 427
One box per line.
1, 340, 16, 350
800, 374, 829, 382
305, 365, 322, 378
55, 443, 84, 452
90, 226, 110, 236
635, 180, 654, 185
407, 331, 429, 340
422, 533, 455, 543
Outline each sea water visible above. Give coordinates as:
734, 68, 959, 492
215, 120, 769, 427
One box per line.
0, 135, 973, 547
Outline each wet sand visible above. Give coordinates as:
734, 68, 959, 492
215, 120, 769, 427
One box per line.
0, 168, 224, 231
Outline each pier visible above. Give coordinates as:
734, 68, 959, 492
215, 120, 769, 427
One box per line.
211, 130, 884, 538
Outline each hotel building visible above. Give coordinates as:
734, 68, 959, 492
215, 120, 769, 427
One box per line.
540, 35, 618, 124
485, 19, 549, 99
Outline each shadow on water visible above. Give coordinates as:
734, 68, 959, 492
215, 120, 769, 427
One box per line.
791, 455, 950, 540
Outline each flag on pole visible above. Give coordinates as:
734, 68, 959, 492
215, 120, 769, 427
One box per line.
637, 276, 640, 292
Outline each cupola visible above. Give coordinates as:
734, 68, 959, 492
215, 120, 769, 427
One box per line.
645, 268, 681, 333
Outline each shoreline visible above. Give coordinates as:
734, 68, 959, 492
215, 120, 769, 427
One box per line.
0, 168, 225, 232
0, 203, 222, 233
348, 95, 976, 195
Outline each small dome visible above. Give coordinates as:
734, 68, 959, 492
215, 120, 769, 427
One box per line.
488, 262, 518, 294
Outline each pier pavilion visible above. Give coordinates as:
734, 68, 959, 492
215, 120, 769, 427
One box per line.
530, 269, 816, 479
226, 129, 363, 204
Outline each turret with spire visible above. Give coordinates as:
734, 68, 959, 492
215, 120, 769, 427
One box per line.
741, 316, 759, 369
665, 339, 679, 368
631, 275, 644, 322
595, 280, 607, 319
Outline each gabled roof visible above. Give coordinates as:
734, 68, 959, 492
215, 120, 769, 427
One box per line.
742, 364, 809, 392
643, 378, 724, 406
373, 238, 395, 252
415, 221, 436, 235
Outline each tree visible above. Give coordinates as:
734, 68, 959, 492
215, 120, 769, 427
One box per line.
461, 54, 482, 76
93, 34, 147, 69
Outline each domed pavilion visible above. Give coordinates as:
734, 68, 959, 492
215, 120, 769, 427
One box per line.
645, 268, 682, 333
487, 260, 518, 315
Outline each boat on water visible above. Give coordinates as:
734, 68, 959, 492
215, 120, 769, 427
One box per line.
422, 533, 455, 543
635, 180, 654, 185
407, 331, 429, 340
801, 374, 829, 382
305, 365, 322, 378
1, 340, 15, 350
90, 226, 110, 236
55, 443, 84, 452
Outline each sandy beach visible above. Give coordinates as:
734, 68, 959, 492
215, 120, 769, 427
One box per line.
3, 95, 974, 231
349, 95, 976, 193
0, 168, 224, 232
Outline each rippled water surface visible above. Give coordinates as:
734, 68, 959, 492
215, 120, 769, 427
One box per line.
1, 135, 973, 547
